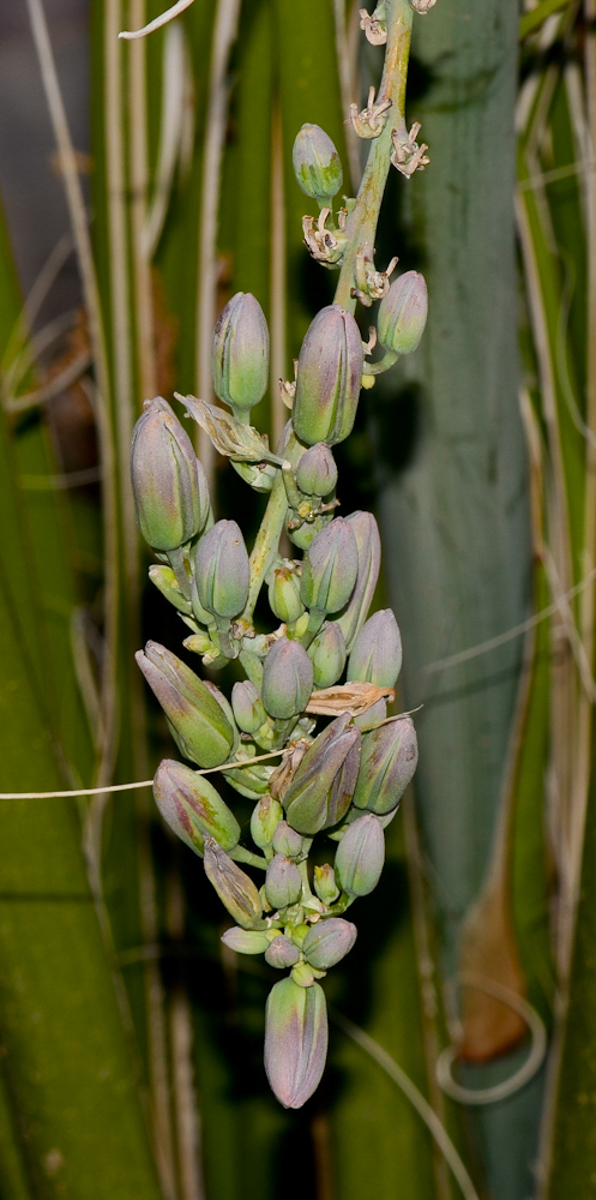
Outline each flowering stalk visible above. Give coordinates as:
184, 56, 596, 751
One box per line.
131, 0, 431, 1109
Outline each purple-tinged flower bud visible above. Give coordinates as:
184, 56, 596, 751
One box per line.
268, 564, 304, 624
265, 934, 301, 969
130, 397, 209, 551
265, 977, 328, 1108
300, 518, 358, 615
203, 836, 264, 929
302, 918, 357, 970
265, 855, 302, 909
250, 794, 284, 849
292, 124, 343, 204
136, 642, 234, 768
313, 864, 340, 905
148, 564, 193, 614
231, 680, 266, 734
211, 292, 269, 412
347, 609, 402, 688
335, 812, 385, 896
284, 715, 361, 835
194, 519, 250, 619
377, 270, 428, 356
272, 820, 305, 859
353, 717, 418, 814
293, 306, 363, 447
221, 927, 270, 955
335, 511, 381, 651
309, 622, 347, 688
261, 638, 314, 720
153, 759, 240, 856
296, 443, 338, 497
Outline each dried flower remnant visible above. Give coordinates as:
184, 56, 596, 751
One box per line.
391, 122, 430, 178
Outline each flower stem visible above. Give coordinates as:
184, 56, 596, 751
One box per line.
243, 432, 300, 621
334, 0, 413, 311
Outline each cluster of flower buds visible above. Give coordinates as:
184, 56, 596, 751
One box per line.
131, 0, 431, 1102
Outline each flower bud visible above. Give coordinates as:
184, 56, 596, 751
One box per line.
250, 794, 284, 849
265, 934, 301, 969
194, 519, 250, 619
296, 443, 338, 497
130, 397, 210, 551
335, 812, 385, 896
347, 609, 402, 688
268, 565, 304, 624
223, 756, 272, 799
211, 292, 269, 411
302, 918, 357, 970
221, 927, 270, 955
377, 270, 428, 356
309, 622, 347, 688
153, 759, 240, 856
353, 717, 418, 814
292, 124, 343, 204
272, 820, 305, 859
293, 306, 363, 447
265, 977, 328, 1108
231, 680, 266, 734
136, 642, 234, 768
284, 714, 361, 835
265, 855, 302, 909
261, 638, 314, 720
300, 519, 358, 615
288, 511, 332, 551
335, 511, 381, 651
203, 836, 264, 929
313, 864, 340, 905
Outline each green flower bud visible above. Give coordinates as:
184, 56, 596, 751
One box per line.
268, 564, 304, 624
265, 855, 302, 909
296, 443, 338, 497
302, 918, 357, 970
353, 717, 418, 814
264, 978, 328, 1108
377, 270, 428, 356
211, 292, 269, 412
153, 759, 240, 856
203, 836, 264, 929
130, 397, 209, 551
136, 642, 234, 768
309, 622, 347, 688
300, 518, 358, 615
148, 564, 193, 614
284, 715, 361, 835
292, 123, 343, 204
313, 864, 340, 904
335, 812, 385, 897
272, 820, 305, 859
335, 511, 381, 651
265, 934, 301, 969
221, 927, 271, 954
223, 754, 272, 799
293, 306, 363, 447
231, 680, 266, 734
250, 794, 284, 849
261, 638, 314, 719
194, 519, 250, 619
288, 512, 332, 550
347, 609, 402, 688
